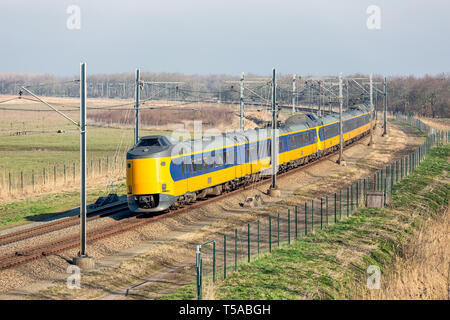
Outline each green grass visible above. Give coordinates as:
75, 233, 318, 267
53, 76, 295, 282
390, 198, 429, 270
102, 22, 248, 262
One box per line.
0, 180, 126, 228
0, 126, 170, 177
161, 144, 449, 300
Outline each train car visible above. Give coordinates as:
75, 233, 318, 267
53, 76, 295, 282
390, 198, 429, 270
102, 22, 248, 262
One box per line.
126, 103, 374, 213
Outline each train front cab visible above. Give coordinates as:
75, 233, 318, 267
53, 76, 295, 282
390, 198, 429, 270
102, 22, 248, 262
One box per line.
127, 156, 176, 212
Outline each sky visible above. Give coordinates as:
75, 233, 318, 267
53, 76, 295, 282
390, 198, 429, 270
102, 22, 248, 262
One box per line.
0, 0, 449, 77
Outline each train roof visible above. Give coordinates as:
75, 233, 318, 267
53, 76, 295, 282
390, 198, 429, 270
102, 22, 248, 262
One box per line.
283, 113, 322, 132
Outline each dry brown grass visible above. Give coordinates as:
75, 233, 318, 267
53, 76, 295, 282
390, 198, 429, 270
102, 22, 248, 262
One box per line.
0, 162, 125, 203
361, 207, 450, 300
202, 281, 217, 300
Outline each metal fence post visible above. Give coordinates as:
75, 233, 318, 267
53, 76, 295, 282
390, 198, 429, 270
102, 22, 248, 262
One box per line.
213, 241, 216, 282
269, 216, 272, 252
351, 184, 353, 213
224, 234, 227, 279
334, 193, 337, 223
347, 186, 350, 217
356, 181, 359, 208
364, 177, 366, 201
295, 206, 298, 239
326, 195, 329, 226
391, 163, 394, 190
288, 209, 291, 244
257, 220, 260, 256
234, 229, 237, 272
277, 212, 280, 247
196, 245, 202, 300
248, 224, 250, 263
311, 200, 314, 232
320, 198, 323, 229
305, 202, 308, 235
401, 158, 403, 180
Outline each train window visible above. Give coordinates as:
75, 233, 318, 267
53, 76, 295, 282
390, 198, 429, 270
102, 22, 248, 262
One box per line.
223, 148, 227, 165
259, 140, 267, 157
203, 154, 208, 170
215, 151, 222, 167
228, 148, 234, 165
245, 144, 249, 162
181, 160, 185, 176
191, 157, 196, 172
209, 154, 214, 169
136, 137, 161, 147
250, 144, 258, 161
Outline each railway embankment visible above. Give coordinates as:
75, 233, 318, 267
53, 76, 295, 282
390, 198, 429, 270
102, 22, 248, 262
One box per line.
162, 143, 449, 299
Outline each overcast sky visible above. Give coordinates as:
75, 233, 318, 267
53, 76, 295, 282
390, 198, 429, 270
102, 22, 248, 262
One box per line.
1, 0, 449, 77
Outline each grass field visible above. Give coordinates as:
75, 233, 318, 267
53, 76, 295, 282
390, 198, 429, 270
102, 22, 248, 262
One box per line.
0, 95, 177, 200
161, 144, 449, 300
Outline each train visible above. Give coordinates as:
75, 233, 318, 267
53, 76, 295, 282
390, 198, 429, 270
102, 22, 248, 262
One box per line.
126, 103, 375, 212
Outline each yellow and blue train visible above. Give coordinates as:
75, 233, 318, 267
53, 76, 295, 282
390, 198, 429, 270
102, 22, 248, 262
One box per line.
126, 104, 375, 212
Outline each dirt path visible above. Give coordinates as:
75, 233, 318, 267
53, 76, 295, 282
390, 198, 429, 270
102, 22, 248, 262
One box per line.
0, 122, 424, 300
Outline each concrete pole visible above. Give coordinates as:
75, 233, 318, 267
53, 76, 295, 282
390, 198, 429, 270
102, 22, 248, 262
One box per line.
346, 80, 349, 107
240, 72, 244, 131
368, 74, 374, 146
382, 77, 388, 136
329, 79, 332, 113
338, 73, 344, 165
80, 62, 87, 256
375, 82, 378, 120
271, 68, 277, 190
309, 84, 312, 107
318, 80, 321, 116
134, 69, 140, 146
292, 74, 296, 115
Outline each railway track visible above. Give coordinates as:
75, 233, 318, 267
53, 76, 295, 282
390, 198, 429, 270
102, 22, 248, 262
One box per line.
0, 202, 129, 248
0, 131, 371, 271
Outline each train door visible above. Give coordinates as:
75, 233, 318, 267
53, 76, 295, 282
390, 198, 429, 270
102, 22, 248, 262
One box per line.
181, 156, 189, 194
234, 135, 246, 178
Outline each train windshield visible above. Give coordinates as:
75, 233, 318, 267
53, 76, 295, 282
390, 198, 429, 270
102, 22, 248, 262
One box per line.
137, 138, 161, 147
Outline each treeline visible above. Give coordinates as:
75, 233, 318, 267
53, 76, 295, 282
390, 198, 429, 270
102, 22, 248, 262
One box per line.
0, 72, 448, 118
386, 74, 449, 118
89, 107, 236, 129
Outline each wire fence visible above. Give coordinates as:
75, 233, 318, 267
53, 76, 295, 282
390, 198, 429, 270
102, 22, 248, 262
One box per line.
195, 114, 449, 299
0, 155, 126, 198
